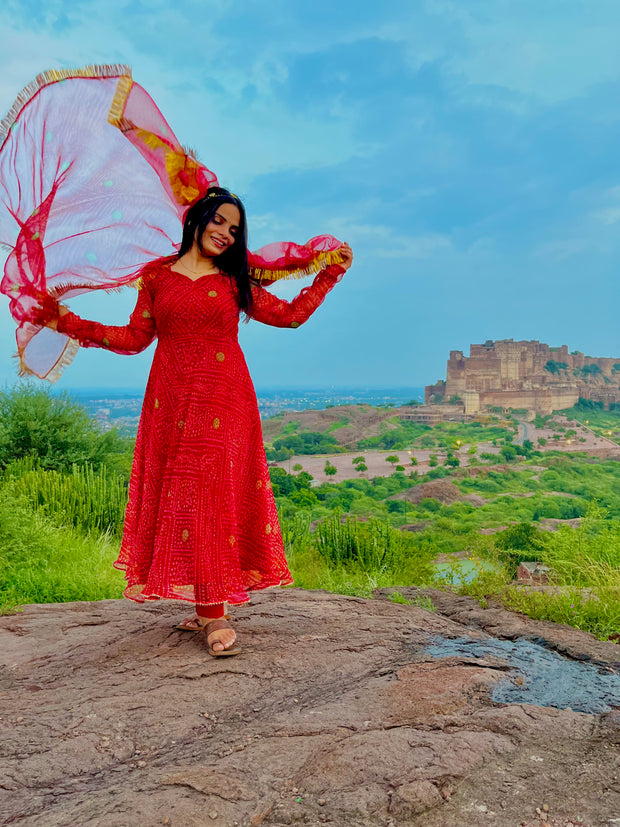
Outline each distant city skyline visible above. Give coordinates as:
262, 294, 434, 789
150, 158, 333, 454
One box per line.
2, 2, 620, 390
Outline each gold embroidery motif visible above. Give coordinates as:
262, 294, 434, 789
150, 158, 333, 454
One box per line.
256, 480, 263, 490
208, 290, 217, 298
265, 523, 272, 535
102, 337, 110, 346
290, 321, 300, 328
154, 398, 159, 409
142, 310, 151, 318
216, 352, 225, 362
181, 529, 189, 542
213, 418, 220, 429
229, 535, 236, 546
178, 420, 184, 429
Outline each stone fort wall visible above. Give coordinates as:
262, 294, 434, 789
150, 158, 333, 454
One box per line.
426, 339, 620, 414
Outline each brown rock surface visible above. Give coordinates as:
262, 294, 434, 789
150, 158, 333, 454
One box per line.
1, 589, 618, 827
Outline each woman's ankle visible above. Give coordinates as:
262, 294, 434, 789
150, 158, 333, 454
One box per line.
195, 602, 226, 622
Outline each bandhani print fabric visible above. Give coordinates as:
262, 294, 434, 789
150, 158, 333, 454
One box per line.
56, 259, 344, 603
0, 66, 346, 605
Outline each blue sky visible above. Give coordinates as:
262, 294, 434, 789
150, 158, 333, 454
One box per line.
2, 0, 620, 390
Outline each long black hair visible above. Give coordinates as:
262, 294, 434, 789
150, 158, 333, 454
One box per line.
178, 187, 252, 313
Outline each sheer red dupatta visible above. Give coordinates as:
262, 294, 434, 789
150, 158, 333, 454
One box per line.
0, 66, 343, 381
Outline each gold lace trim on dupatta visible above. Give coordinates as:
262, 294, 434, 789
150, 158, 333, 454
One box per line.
16, 337, 80, 384
0, 64, 132, 149
250, 248, 346, 284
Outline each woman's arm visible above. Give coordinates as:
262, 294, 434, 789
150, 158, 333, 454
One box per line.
247, 244, 353, 328
54, 280, 157, 355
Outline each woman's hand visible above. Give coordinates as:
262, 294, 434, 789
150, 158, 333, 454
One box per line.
338, 242, 353, 271
43, 304, 69, 331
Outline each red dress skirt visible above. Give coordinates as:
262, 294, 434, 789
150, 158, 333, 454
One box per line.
57, 258, 342, 605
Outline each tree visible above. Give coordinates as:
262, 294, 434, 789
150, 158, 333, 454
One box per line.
499, 445, 517, 462
292, 463, 303, 472
444, 455, 460, 468
429, 454, 438, 467
352, 456, 366, 466
0, 385, 121, 472
409, 456, 418, 466
544, 360, 568, 374
494, 522, 547, 578
324, 460, 338, 476
356, 463, 367, 474
385, 455, 399, 466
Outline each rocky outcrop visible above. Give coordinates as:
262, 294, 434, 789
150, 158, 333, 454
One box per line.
1, 589, 618, 827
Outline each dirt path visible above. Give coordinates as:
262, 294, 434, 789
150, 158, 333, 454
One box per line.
274, 444, 502, 484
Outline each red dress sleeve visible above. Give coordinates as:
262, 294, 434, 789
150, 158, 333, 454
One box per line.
248, 265, 345, 328
56, 278, 157, 355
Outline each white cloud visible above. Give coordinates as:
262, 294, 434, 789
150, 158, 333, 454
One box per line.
593, 207, 620, 226
535, 238, 589, 260
0, 3, 365, 191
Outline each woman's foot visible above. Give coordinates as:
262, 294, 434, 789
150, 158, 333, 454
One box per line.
174, 615, 203, 632
203, 618, 240, 657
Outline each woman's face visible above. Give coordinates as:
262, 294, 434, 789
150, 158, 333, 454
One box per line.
200, 202, 241, 257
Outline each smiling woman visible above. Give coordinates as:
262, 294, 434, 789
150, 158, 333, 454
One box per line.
0, 65, 353, 657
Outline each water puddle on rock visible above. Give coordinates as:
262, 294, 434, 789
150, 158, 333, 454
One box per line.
425, 636, 620, 714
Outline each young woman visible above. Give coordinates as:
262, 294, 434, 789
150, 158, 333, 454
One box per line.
0, 68, 351, 655
43, 187, 353, 655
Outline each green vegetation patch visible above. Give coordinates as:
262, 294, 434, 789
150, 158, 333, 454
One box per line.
266, 431, 346, 460
0, 486, 124, 613
544, 360, 568, 374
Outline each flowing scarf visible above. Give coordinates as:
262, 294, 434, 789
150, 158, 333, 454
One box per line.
0, 66, 343, 381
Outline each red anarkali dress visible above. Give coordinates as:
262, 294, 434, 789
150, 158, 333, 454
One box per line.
56, 257, 344, 606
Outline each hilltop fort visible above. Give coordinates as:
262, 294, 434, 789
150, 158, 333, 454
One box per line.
423, 339, 620, 416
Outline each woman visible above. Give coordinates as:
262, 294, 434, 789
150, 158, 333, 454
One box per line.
43, 186, 353, 656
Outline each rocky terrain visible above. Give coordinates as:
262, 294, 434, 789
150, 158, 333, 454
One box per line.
1, 588, 619, 827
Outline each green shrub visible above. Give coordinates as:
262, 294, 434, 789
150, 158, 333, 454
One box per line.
494, 522, 547, 578
314, 513, 405, 570
0, 487, 124, 612
5, 459, 128, 537
0, 385, 129, 472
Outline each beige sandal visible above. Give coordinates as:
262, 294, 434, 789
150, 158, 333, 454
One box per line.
203, 618, 241, 657
174, 614, 230, 632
